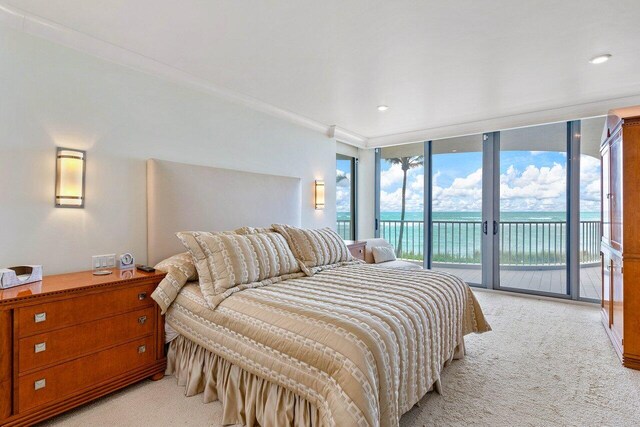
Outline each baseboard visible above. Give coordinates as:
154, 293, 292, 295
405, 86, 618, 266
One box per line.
623, 354, 640, 370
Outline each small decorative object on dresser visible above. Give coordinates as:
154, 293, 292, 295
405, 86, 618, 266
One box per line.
0, 268, 167, 426
117, 252, 135, 270
0, 266, 42, 289
344, 240, 367, 261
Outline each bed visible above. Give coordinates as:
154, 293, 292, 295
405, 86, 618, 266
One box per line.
146, 160, 490, 427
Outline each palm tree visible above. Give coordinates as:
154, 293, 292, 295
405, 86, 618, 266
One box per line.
388, 156, 424, 257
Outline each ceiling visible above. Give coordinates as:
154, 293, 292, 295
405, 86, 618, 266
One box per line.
3, 0, 640, 147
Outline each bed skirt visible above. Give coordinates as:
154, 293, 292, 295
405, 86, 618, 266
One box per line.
166, 335, 321, 427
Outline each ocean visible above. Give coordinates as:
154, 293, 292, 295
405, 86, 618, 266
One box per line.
337, 211, 600, 222
336, 211, 601, 264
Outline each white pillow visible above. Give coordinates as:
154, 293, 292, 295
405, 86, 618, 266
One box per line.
372, 246, 396, 263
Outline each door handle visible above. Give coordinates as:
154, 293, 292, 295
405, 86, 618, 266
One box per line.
483, 221, 488, 235
493, 221, 499, 235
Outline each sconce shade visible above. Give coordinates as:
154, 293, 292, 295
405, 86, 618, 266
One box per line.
55, 148, 86, 208
315, 180, 325, 210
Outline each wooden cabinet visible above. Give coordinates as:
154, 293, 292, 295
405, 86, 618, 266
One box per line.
600, 109, 640, 370
344, 240, 367, 261
0, 269, 166, 426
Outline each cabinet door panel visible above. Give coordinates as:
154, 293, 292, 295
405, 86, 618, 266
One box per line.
610, 134, 623, 249
602, 146, 611, 243
611, 254, 624, 347
602, 251, 612, 325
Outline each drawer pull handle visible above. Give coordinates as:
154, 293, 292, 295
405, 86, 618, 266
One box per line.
138, 292, 147, 300
138, 345, 146, 354
34, 342, 47, 353
138, 315, 147, 325
34, 379, 46, 390
34, 312, 46, 323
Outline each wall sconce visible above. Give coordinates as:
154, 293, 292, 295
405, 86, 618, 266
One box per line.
55, 147, 86, 208
315, 180, 325, 210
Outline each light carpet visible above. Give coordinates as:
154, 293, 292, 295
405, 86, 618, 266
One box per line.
41, 290, 640, 427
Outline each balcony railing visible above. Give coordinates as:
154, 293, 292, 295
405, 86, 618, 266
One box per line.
337, 219, 601, 266
336, 220, 352, 240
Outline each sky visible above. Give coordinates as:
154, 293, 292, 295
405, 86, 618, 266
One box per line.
337, 150, 601, 213
336, 158, 352, 212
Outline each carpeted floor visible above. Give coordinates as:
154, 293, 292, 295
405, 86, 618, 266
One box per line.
41, 290, 640, 427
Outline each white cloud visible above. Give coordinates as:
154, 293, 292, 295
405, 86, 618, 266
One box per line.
379, 161, 424, 212
380, 163, 405, 190
336, 169, 351, 212
433, 168, 482, 211
580, 155, 600, 210
378, 155, 601, 213
500, 163, 566, 211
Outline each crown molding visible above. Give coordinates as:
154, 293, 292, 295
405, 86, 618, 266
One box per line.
327, 125, 367, 147
367, 94, 640, 147
6, 3, 638, 151
0, 3, 369, 148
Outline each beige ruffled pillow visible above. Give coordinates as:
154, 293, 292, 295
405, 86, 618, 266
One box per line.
151, 252, 198, 314
371, 246, 397, 263
177, 231, 303, 308
271, 224, 362, 275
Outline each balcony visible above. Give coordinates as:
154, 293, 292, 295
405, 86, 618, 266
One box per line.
337, 219, 601, 300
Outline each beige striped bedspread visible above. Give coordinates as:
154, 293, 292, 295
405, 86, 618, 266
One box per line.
166, 264, 490, 427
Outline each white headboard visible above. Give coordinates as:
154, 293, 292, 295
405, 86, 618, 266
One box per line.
147, 159, 301, 265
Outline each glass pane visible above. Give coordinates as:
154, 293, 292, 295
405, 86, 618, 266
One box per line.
579, 117, 604, 300
431, 135, 484, 285
499, 123, 568, 294
336, 155, 353, 240
379, 143, 424, 264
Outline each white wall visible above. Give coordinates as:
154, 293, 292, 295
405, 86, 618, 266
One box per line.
0, 24, 337, 274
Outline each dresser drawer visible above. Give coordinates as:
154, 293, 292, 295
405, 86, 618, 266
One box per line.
18, 335, 155, 413
348, 243, 366, 261
17, 283, 156, 338
19, 306, 155, 374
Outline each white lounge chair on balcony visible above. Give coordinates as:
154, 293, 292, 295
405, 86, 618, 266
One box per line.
362, 238, 423, 270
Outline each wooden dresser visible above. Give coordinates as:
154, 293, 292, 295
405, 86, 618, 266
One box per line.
0, 269, 167, 426
345, 240, 367, 261
600, 108, 640, 370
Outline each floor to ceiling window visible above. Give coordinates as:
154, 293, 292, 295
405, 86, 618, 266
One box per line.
578, 117, 604, 301
430, 135, 484, 285
377, 143, 425, 263
374, 117, 606, 301
497, 123, 569, 296
336, 154, 357, 240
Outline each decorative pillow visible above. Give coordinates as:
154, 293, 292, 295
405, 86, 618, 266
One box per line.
234, 226, 274, 235
271, 224, 361, 276
151, 252, 197, 314
371, 246, 397, 264
177, 231, 302, 308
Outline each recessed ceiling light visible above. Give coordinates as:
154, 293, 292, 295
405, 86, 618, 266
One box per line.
377, 105, 389, 111
589, 54, 611, 64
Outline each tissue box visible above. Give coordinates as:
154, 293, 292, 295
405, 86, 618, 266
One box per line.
0, 265, 43, 289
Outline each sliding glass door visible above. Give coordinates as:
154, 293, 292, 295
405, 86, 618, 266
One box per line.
374, 117, 605, 301
496, 123, 569, 296
377, 143, 425, 265
430, 135, 484, 285
336, 154, 357, 240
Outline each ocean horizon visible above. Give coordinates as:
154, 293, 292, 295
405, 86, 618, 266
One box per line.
336, 211, 601, 264
337, 211, 600, 221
